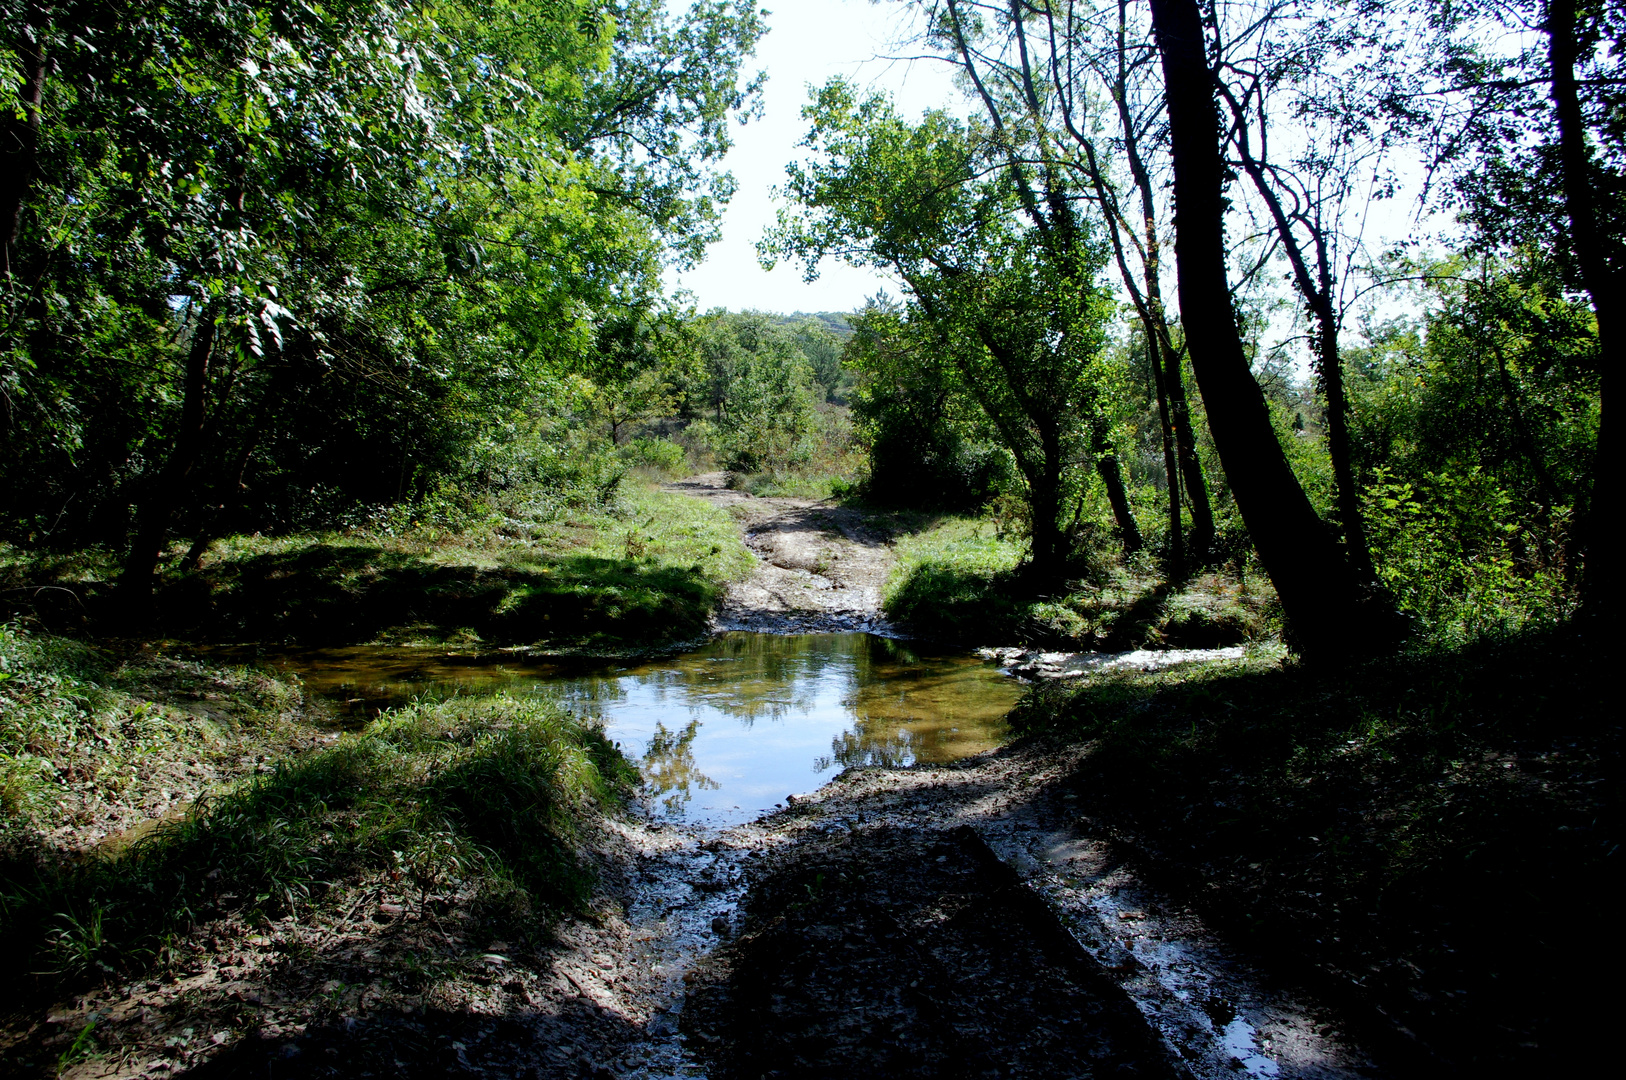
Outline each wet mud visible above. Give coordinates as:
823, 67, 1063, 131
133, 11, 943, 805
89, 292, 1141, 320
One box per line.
662, 474, 894, 635
681, 824, 1182, 1079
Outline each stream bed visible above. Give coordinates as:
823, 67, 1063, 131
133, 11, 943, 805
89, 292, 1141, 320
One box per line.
214, 631, 1024, 825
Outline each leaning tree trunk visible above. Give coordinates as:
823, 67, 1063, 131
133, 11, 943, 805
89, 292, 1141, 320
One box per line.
119, 304, 220, 607
1146, 0, 1401, 660
1313, 305, 1376, 577
1547, 0, 1619, 615
1094, 432, 1144, 555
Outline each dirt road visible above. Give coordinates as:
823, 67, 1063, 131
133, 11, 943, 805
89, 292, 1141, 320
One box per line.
663, 473, 895, 634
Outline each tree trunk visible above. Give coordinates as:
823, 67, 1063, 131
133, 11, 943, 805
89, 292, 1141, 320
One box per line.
1094, 433, 1144, 555
1547, 0, 1618, 615
1, 9, 49, 278
119, 304, 220, 607
184, 424, 263, 571
1144, 327, 1185, 576
1028, 423, 1067, 584
1314, 309, 1375, 577
1146, 0, 1400, 660
1163, 343, 1215, 556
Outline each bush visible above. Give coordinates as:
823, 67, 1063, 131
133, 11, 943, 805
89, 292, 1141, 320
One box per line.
1363, 466, 1574, 642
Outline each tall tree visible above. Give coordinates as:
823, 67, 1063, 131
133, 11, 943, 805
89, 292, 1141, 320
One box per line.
770, 85, 1133, 580
1145, 0, 1401, 658
930, 0, 1215, 570
1543, 0, 1619, 612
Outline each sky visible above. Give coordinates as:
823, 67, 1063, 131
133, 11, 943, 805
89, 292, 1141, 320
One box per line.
663, 1, 964, 315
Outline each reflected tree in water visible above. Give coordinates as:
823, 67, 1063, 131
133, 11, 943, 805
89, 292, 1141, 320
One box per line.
641, 719, 720, 816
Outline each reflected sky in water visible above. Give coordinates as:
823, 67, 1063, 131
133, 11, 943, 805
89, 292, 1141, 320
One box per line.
214, 633, 1023, 825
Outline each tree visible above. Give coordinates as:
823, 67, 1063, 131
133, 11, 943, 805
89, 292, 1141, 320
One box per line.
770, 84, 1137, 579
926, 0, 1215, 572
0, 0, 766, 609
1145, 0, 1402, 659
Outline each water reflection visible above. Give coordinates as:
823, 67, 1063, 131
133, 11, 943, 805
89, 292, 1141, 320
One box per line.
643, 719, 720, 816
209, 632, 1022, 825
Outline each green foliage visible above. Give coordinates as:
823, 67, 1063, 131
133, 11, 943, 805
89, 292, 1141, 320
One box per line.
1363, 468, 1573, 640
680, 311, 822, 473
769, 81, 1129, 575
1345, 255, 1594, 639
0, 0, 765, 555
844, 297, 1016, 511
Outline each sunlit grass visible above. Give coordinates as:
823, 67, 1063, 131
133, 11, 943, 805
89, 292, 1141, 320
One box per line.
881, 517, 1274, 648
1, 690, 634, 992
1, 483, 755, 652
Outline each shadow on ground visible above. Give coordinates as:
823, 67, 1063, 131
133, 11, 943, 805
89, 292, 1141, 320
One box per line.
682, 824, 1181, 1079
5, 544, 721, 650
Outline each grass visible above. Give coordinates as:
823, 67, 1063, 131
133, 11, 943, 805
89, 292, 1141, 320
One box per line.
0, 623, 311, 850
1012, 623, 1614, 1071
1, 483, 754, 652
2, 685, 633, 1001
0, 625, 639, 1076
881, 516, 1276, 648
725, 469, 857, 501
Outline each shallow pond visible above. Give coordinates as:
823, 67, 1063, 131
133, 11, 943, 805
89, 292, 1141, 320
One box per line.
222, 632, 1024, 826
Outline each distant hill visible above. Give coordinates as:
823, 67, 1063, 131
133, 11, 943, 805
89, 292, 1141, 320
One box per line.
788, 311, 853, 337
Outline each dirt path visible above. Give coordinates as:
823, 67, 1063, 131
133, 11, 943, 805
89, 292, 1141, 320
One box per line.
662, 473, 895, 634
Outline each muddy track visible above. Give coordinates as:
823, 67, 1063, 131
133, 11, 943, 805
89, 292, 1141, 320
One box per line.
663, 473, 895, 635
57, 485, 1384, 1079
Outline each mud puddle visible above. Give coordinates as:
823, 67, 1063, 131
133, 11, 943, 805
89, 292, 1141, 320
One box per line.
664, 743, 1386, 1080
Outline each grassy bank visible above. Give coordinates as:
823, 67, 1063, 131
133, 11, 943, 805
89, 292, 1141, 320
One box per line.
1, 625, 637, 1075
0, 625, 320, 859
1013, 624, 1614, 1072
881, 516, 1276, 649
2, 484, 753, 653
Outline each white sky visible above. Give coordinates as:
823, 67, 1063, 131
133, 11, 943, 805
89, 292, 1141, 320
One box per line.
664, 0, 963, 315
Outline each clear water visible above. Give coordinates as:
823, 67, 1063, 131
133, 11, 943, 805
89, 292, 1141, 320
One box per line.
220, 632, 1023, 826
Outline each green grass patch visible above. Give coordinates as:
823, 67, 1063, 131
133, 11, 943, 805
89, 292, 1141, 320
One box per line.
1014, 624, 1612, 1070
1, 693, 634, 1002
0, 623, 309, 847
725, 470, 858, 501
2, 483, 754, 652
881, 517, 1276, 648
